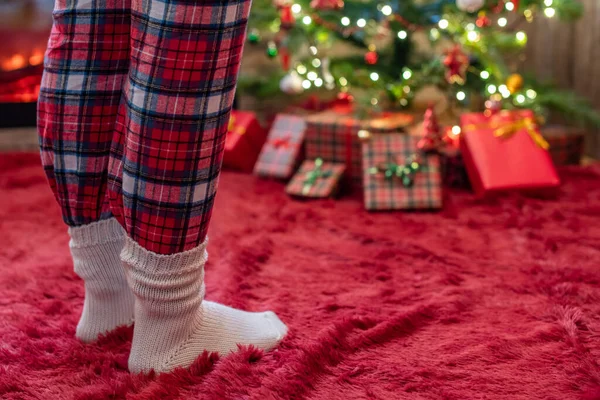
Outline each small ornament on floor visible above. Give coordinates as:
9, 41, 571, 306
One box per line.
417, 104, 445, 153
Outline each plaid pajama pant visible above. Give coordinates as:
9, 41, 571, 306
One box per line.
38, 0, 251, 254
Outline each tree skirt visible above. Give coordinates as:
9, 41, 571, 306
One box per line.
1, 153, 599, 400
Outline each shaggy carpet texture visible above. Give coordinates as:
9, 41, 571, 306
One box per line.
1, 153, 600, 400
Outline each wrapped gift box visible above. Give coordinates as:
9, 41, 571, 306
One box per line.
305, 109, 414, 188
541, 125, 585, 166
254, 114, 306, 179
286, 158, 345, 198
362, 133, 442, 210
460, 110, 560, 197
440, 147, 470, 189
223, 110, 267, 172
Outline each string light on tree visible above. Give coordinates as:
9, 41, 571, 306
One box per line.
516, 31, 527, 44
438, 19, 449, 29
515, 94, 526, 104
339, 77, 348, 86
381, 5, 392, 16
296, 64, 307, 74
302, 80, 311, 89
341, 16, 350, 26
402, 69, 412, 80
430, 28, 440, 40
398, 30, 408, 40
357, 18, 367, 27
370, 72, 380, 81
526, 89, 537, 99
312, 58, 321, 67
505, 1, 515, 11
314, 78, 324, 87
302, 16, 312, 25
487, 84, 497, 94
467, 31, 480, 42
480, 71, 490, 79
544, 0, 553, 6
291, 3, 301, 13
498, 17, 508, 27
307, 71, 318, 81
544, 7, 556, 18
456, 91, 466, 101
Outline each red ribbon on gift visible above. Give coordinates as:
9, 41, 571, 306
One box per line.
269, 135, 292, 149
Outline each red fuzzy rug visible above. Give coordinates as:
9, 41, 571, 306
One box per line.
1, 153, 600, 400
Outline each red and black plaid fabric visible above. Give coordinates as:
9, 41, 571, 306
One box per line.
305, 110, 414, 188
440, 148, 470, 189
254, 114, 306, 179
541, 125, 585, 166
286, 159, 345, 198
362, 134, 442, 210
38, 0, 252, 255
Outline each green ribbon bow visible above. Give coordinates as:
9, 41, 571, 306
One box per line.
302, 158, 332, 195
369, 156, 421, 187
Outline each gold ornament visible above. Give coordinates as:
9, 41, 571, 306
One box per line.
506, 73, 524, 94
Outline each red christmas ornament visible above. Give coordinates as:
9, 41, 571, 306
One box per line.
310, 0, 344, 10
443, 45, 469, 85
417, 104, 445, 152
364, 51, 378, 65
476, 11, 491, 28
279, 5, 295, 29
492, 0, 505, 13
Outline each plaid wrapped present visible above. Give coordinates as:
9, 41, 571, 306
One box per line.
541, 125, 585, 166
254, 114, 306, 179
440, 147, 470, 189
362, 134, 442, 210
286, 158, 345, 198
223, 110, 267, 172
305, 109, 414, 188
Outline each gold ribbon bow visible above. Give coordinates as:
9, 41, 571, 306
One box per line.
464, 115, 549, 150
492, 117, 549, 150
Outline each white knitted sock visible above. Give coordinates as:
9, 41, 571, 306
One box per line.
121, 236, 288, 374
69, 218, 134, 343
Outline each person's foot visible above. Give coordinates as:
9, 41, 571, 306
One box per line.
121, 236, 287, 373
69, 218, 134, 342
129, 300, 287, 373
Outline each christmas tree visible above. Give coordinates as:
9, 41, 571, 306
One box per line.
239, 0, 600, 126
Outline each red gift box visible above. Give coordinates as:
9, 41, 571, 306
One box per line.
541, 125, 585, 166
460, 110, 560, 197
223, 110, 267, 172
253, 114, 306, 179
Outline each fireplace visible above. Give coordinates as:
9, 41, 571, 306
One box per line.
0, 0, 52, 127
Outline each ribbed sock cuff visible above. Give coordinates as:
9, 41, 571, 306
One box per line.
68, 218, 125, 248
120, 235, 209, 276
